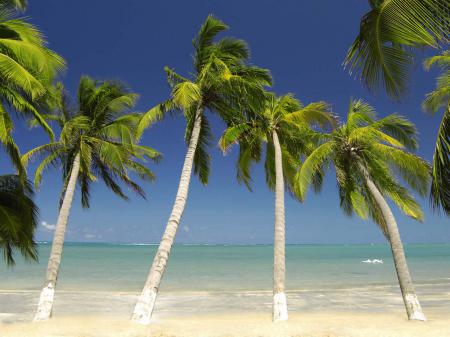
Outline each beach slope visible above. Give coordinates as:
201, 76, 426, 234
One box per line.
2, 312, 450, 337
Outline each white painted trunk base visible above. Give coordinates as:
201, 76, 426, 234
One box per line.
273, 292, 288, 322
34, 283, 55, 322
131, 288, 157, 325
405, 293, 426, 321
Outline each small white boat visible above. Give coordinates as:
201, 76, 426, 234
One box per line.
361, 259, 384, 264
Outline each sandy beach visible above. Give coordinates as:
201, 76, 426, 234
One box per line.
2, 311, 450, 337
1, 286, 450, 337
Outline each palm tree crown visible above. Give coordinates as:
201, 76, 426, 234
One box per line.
23, 76, 159, 207
220, 92, 333, 193
0, 6, 65, 176
298, 99, 430, 230
138, 15, 272, 184
345, 0, 448, 99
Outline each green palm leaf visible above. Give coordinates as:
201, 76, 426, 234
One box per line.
295, 142, 334, 200
24, 76, 159, 208
0, 174, 38, 266
423, 50, 450, 215
345, 0, 448, 99
299, 98, 429, 229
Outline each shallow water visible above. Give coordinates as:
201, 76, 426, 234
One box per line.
2, 243, 450, 292
1, 243, 449, 321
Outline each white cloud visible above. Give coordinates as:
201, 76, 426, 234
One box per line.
41, 221, 56, 231
84, 233, 96, 239
183, 225, 190, 232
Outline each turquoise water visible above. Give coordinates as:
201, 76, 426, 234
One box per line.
1, 243, 450, 292
1, 243, 450, 321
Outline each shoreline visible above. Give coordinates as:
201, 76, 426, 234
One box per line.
2, 284, 449, 322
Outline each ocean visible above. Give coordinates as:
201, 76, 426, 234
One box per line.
1, 243, 450, 321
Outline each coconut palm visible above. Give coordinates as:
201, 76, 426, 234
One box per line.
344, 0, 448, 99
0, 6, 65, 177
423, 50, 450, 215
22, 76, 160, 321
131, 15, 271, 324
219, 92, 334, 321
297, 99, 430, 321
0, 174, 38, 266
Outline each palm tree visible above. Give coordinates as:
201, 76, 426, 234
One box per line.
131, 15, 271, 324
0, 174, 38, 266
297, 99, 430, 321
423, 50, 450, 215
22, 76, 160, 321
219, 92, 334, 321
0, 5, 65, 177
344, 0, 448, 99
345, 1, 449, 214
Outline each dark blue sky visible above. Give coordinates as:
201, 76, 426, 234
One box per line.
9, 0, 449, 244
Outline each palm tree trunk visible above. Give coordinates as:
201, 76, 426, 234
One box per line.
34, 153, 81, 321
131, 108, 203, 325
361, 164, 426, 321
272, 130, 288, 322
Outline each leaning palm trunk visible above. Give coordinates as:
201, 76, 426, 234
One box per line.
34, 153, 81, 321
272, 131, 288, 321
131, 108, 203, 325
361, 164, 426, 321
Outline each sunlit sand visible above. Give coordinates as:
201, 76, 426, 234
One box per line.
2, 311, 450, 337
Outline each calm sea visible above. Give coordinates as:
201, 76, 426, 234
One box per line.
1, 243, 450, 291
1, 243, 450, 321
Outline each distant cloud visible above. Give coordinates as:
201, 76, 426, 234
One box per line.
183, 225, 190, 233
41, 221, 56, 231
84, 233, 96, 239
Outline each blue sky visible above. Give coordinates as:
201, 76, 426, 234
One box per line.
7, 0, 449, 244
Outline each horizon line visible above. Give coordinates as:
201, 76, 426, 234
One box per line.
35, 241, 450, 246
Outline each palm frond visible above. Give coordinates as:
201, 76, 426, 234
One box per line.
430, 106, 450, 214
344, 0, 448, 99
283, 101, 335, 129
0, 53, 45, 98
136, 100, 174, 140
295, 142, 334, 200
219, 122, 251, 153
423, 50, 450, 215
172, 81, 201, 110
0, 104, 24, 177
193, 116, 212, 185
350, 190, 369, 219
0, 174, 38, 266
164, 67, 191, 88
193, 15, 228, 73
371, 143, 430, 196
264, 141, 276, 191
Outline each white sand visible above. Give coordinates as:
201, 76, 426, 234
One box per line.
2, 311, 450, 337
